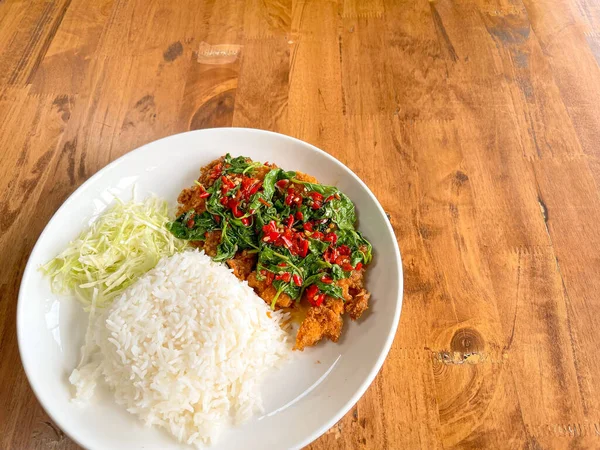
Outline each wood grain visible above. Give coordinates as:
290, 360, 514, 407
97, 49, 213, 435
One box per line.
2, 0, 600, 448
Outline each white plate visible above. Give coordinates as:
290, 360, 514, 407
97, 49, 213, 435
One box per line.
18, 128, 403, 450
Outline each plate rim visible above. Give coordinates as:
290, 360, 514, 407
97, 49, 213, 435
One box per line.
17, 127, 403, 450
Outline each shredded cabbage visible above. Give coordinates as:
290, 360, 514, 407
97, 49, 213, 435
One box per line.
41, 196, 187, 308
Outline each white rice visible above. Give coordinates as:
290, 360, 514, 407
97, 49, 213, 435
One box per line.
69, 250, 290, 446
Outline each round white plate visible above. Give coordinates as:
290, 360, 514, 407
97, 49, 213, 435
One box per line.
18, 128, 403, 450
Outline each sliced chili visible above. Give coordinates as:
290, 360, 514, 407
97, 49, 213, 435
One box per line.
198, 187, 210, 198
298, 239, 309, 257
275, 272, 291, 283
314, 293, 325, 307
321, 275, 333, 284
221, 175, 235, 189
323, 232, 338, 245
312, 230, 324, 240
293, 274, 302, 286
342, 262, 354, 271
286, 214, 294, 228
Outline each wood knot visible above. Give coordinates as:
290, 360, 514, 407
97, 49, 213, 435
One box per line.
450, 328, 484, 353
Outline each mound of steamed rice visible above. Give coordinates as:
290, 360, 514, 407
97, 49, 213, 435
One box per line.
69, 250, 290, 446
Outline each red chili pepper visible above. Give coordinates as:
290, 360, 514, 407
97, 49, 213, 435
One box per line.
275, 272, 291, 283
248, 181, 261, 196
285, 193, 294, 206
186, 219, 195, 228
263, 231, 280, 242
241, 176, 254, 191
355, 262, 363, 270
307, 284, 324, 307
303, 221, 313, 232
209, 163, 223, 179
293, 274, 302, 286
324, 247, 339, 264
278, 262, 287, 267
265, 271, 274, 285
308, 192, 323, 209
295, 211, 303, 221
325, 195, 335, 202
342, 262, 354, 271
338, 245, 351, 255
262, 220, 278, 234
198, 186, 210, 198
280, 235, 294, 249
221, 176, 235, 189
286, 214, 294, 228
298, 238, 309, 257
276, 179, 288, 189
306, 284, 319, 298
335, 255, 346, 266
241, 177, 261, 198
323, 232, 338, 245
314, 293, 325, 306
227, 198, 243, 218
220, 196, 228, 206
312, 230, 324, 240
241, 217, 251, 226
308, 191, 323, 202
321, 275, 333, 284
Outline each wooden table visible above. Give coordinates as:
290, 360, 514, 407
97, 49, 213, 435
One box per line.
2, 0, 600, 448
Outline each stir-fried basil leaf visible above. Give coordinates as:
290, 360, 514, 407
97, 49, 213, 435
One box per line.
214, 223, 238, 262
223, 153, 264, 175
291, 179, 338, 198
168, 156, 373, 304
166, 210, 219, 240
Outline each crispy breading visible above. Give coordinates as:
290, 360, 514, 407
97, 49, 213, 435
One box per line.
176, 185, 208, 217
226, 250, 257, 281
294, 171, 319, 184
198, 157, 225, 186
294, 297, 344, 351
247, 271, 293, 308
336, 268, 369, 320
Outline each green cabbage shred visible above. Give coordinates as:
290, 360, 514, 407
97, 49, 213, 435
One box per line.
41, 196, 187, 308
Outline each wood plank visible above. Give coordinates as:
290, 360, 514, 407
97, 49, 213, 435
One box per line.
0, 0, 72, 86
287, 0, 343, 151
232, 37, 289, 131
29, 0, 117, 95
0, 87, 72, 450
